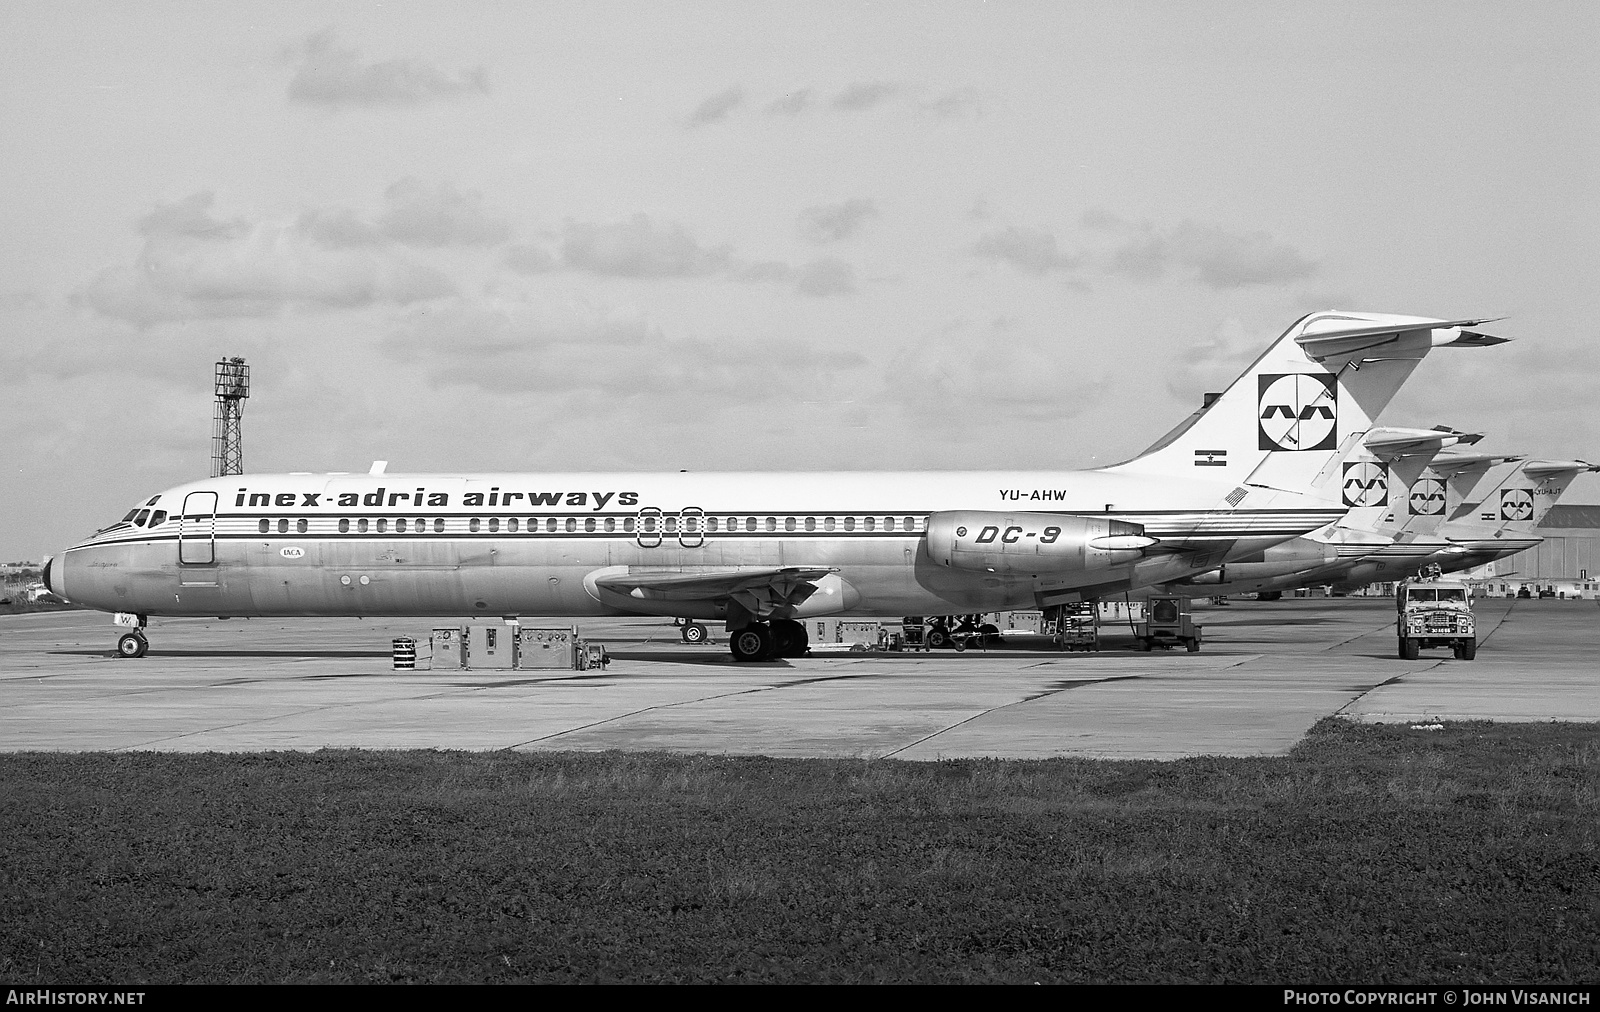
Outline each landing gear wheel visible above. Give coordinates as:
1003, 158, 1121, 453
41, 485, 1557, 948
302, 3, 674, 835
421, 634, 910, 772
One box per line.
771, 619, 808, 658
117, 632, 148, 658
681, 622, 708, 645
729, 624, 774, 662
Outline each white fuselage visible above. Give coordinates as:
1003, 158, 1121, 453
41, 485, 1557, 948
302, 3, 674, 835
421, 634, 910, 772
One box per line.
50, 469, 1345, 621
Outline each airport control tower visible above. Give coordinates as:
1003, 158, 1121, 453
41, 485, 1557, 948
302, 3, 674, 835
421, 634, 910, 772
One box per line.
211, 357, 249, 477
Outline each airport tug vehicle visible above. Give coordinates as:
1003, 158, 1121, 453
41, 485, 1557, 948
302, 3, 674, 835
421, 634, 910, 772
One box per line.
1396, 571, 1477, 660
1134, 594, 1202, 652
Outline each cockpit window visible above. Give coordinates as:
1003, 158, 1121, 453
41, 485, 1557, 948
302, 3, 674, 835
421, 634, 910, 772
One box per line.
146, 496, 161, 506
147, 510, 167, 528
133, 509, 151, 526
122, 509, 142, 523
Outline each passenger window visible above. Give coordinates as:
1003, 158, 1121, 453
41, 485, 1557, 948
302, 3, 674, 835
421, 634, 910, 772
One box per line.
766, 517, 777, 532
397, 518, 408, 533
805, 517, 815, 532
259, 519, 270, 534
865, 517, 876, 532
278, 519, 288, 534
297, 519, 308, 534
624, 517, 636, 533
904, 516, 914, 530
470, 518, 481, 532
845, 517, 856, 531
377, 518, 388, 533
358, 518, 369, 533
508, 518, 519, 533
785, 517, 796, 532
566, 518, 576, 533
434, 518, 445, 533
884, 517, 896, 531
824, 517, 836, 532
605, 517, 616, 532
338, 519, 349, 533
546, 518, 557, 533
665, 517, 678, 534
707, 517, 719, 532
414, 517, 424, 531
745, 517, 756, 532
488, 517, 499, 533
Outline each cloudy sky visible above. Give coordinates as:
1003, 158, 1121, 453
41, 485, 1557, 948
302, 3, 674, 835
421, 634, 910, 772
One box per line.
3, 1, 1597, 560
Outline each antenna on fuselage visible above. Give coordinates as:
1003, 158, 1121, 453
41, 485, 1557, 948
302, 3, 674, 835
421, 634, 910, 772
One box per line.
211, 357, 249, 477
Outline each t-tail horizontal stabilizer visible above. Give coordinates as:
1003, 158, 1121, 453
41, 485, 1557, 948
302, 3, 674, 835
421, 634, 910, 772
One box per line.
1108, 312, 1509, 497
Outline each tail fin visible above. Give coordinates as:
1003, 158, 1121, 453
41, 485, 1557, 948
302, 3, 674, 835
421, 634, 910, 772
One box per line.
1451, 459, 1600, 532
1405, 453, 1523, 537
1107, 312, 1508, 497
1331, 426, 1484, 536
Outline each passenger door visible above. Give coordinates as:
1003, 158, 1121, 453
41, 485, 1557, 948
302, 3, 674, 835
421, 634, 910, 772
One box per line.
179, 491, 219, 576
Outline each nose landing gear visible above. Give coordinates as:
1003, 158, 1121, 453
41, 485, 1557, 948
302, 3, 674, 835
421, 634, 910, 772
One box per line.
114, 613, 149, 658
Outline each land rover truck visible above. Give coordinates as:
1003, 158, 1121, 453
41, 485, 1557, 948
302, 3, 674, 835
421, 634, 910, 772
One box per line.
1396, 578, 1477, 660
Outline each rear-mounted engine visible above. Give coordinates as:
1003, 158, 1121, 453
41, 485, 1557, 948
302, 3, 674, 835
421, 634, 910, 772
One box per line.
924, 511, 1158, 576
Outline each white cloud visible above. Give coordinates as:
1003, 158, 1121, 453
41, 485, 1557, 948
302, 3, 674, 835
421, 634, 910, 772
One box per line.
922, 88, 981, 118
793, 258, 857, 297
969, 225, 1078, 275
560, 214, 732, 278
831, 81, 901, 111
74, 192, 457, 325
285, 30, 488, 108
1083, 211, 1317, 288
382, 296, 869, 405
888, 320, 1105, 427
686, 86, 744, 128
376, 179, 513, 247
798, 199, 878, 244
765, 89, 812, 116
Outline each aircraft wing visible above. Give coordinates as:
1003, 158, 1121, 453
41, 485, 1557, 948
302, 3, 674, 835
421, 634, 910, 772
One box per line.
592, 566, 839, 602
586, 565, 848, 624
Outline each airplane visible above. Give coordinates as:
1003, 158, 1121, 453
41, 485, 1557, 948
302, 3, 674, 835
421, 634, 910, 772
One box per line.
43, 311, 1506, 661
1174, 451, 1597, 597
1333, 456, 1600, 588
1165, 425, 1490, 597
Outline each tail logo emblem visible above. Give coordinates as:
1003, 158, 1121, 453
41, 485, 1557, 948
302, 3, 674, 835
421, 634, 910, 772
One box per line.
1408, 478, 1446, 516
1500, 489, 1533, 521
1342, 462, 1388, 507
1258, 374, 1337, 452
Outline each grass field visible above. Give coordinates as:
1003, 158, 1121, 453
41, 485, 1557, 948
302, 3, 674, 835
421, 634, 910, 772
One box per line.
2, 718, 1596, 983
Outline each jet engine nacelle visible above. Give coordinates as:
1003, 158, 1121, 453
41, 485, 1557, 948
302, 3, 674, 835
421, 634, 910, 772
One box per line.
925, 511, 1157, 576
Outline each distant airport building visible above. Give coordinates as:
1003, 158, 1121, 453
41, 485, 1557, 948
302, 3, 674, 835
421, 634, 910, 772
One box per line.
1476, 504, 1600, 581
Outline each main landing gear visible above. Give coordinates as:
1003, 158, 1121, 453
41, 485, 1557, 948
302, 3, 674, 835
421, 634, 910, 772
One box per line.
728, 619, 809, 662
